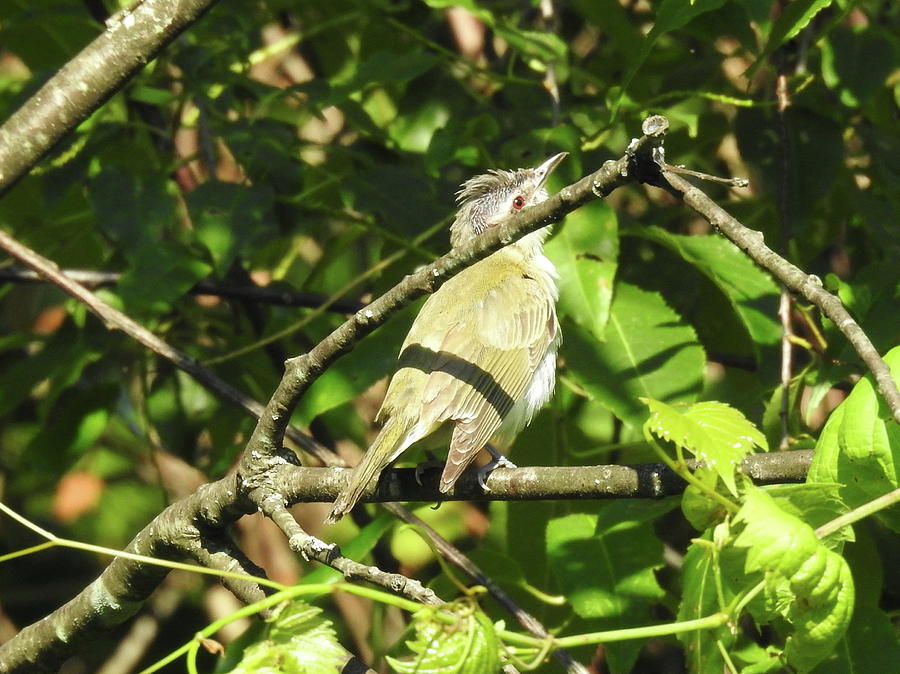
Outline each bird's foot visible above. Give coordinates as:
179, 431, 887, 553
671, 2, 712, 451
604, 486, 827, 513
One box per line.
415, 451, 444, 486
477, 449, 517, 492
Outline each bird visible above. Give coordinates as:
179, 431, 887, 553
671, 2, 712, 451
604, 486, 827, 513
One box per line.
326, 152, 566, 524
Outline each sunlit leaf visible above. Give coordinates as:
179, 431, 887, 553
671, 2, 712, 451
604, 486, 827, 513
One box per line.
387, 601, 501, 674
225, 601, 348, 674
808, 345, 900, 531
734, 488, 855, 672
565, 282, 705, 428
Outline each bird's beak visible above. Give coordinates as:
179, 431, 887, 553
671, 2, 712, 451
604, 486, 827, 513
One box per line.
534, 152, 568, 188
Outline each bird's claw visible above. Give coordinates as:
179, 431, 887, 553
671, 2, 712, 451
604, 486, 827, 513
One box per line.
477, 453, 517, 492
414, 452, 443, 486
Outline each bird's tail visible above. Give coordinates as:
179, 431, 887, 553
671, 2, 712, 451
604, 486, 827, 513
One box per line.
325, 418, 411, 524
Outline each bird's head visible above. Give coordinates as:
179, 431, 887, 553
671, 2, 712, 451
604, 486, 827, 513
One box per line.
449, 152, 567, 250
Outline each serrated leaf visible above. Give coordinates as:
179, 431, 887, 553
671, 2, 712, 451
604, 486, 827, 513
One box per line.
386, 602, 501, 674
545, 200, 617, 341
225, 601, 347, 674
734, 489, 855, 672
643, 399, 766, 495
565, 282, 705, 428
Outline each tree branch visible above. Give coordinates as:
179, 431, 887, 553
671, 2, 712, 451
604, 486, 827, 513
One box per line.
0, 0, 221, 197
661, 168, 900, 425
262, 450, 814, 505
0, 477, 250, 673
0, 267, 364, 313
0, 227, 330, 463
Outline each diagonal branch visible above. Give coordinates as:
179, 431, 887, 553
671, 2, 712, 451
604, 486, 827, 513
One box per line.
661, 169, 900, 425
239, 151, 637, 464
0, 0, 221, 197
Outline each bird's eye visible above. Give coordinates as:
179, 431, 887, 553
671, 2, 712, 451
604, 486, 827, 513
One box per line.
512, 196, 525, 210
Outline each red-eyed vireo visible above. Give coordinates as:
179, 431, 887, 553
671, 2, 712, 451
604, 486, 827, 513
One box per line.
326, 152, 566, 523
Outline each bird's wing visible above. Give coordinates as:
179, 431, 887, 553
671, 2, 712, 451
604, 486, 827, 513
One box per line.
411, 272, 557, 490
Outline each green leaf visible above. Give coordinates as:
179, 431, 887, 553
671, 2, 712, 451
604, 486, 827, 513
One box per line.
545, 200, 618, 341
387, 602, 501, 674
763, 483, 852, 548
0, 3, 97, 71
495, 23, 568, 63
565, 282, 705, 428
117, 241, 212, 316
644, 399, 767, 496
614, 0, 728, 115
419, 0, 494, 25
90, 169, 178, 258
327, 50, 440, 103
747, 0, 835, 78
224, 601, 348, 674
189, 181, 276, 271
546, 501, 670, 619
735, 107, 844, 231
678, 537, 734, 673
0, 328, 102, 417
734, 488, 855, 672
633, 227, 781, 356
821, 26, 897, 108
808, 345, 900, 531
814, 527, 900, 672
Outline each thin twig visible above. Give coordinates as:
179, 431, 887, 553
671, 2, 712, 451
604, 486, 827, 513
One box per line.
0, 267, 365, 313
662, 169, 900, 424
775, 70, 796, 451
0, 228, 330, 462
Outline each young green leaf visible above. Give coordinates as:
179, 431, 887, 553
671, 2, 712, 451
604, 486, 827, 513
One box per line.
224, 601, 348, 674
546, 502, 670, 620
734, 489, 855, 672
386, 602, 501, 674
643, 399, 767, 496
808, 345, 900, 531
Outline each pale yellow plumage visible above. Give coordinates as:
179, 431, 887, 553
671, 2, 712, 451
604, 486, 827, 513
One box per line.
326, 154, 565, 523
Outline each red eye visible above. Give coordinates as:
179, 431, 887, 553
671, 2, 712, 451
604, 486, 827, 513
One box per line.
512, 196, 525, 210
